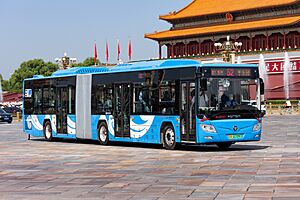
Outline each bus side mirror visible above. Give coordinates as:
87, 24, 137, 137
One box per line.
259, 111, 266, 118
200, 78, 207, 91
259, 78, 265, 95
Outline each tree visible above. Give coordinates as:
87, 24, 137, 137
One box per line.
1, 80, 9, 91
0, 74, 9, 91
0, 74, 3, 92
72, 57, 105, 67
6, 59, 59, 93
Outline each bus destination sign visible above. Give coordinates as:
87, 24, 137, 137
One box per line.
210, 68, 252, 77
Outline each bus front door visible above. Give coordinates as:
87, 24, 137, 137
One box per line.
180, 82, 196, 142
114, 84, 130, 138
56, 87, 68, 134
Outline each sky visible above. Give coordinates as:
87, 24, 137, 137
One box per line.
0, 0, 191, 79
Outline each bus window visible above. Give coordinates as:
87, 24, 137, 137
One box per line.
43, 87, 56, 114
68, 86, 76, 114
94, 85, 113, 114
24, 96, 33, 114
133, 85, 152, 114
198, 78, 257, 114
24, 81, 33, 114
33, 88, 42, 114
159, 81, 176, 114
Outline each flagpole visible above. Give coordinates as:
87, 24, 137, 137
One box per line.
128, 39, 132, 62
94, 41, 97, 66
117, 39, 121, 64
106, 40, 109, 66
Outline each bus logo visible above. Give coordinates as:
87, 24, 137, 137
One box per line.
233, 126, 238, 132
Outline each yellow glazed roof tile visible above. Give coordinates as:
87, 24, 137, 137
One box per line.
145, 16, 300, 40
160, 0, 298, 20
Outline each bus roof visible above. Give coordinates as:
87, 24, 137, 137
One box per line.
25, 59, 258, 80
109, 59, 200, 73
100, 61, 257, 76
201, 63, 257, 68
52, 67, 109, 77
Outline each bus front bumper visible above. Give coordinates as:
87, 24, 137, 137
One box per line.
197, 119, 262, 144
200, 131, 261, 144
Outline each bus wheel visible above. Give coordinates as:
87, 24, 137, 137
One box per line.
43, 121, 53, 141
98, 122, 109, 145
162, 125, 176, 150
217, 142, 232, 150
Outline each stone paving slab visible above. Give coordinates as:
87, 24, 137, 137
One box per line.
0, 115, 299, 199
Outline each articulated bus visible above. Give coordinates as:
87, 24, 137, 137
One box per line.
23, 59, 265, 150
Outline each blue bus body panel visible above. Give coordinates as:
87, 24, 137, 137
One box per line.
23, 114, 77, 139
24, 115, 45, 137
91, 115, 180, 144
197, 118, 262, 144
91, 115, 113, 141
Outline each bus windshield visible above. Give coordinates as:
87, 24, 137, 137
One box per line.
198, 77, 262, 119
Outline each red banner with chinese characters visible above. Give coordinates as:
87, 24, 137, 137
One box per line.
244, 57, 300, 74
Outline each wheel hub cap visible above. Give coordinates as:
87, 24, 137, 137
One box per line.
100, 126, 107, 142
45, 125, 51, 139
165, 128, 175, 146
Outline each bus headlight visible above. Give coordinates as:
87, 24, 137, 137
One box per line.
253, 123, 262, 131
200, 124, 216, 133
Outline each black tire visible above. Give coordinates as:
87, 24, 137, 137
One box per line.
98, 122, 109, 145
7, 121, 12, 124
43, 121, 53, 141
217, 142, 232, 150
162, 125, 176, 150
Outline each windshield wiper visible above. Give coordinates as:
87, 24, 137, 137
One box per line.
201, 109, 261, 122
243, 108, 262, 123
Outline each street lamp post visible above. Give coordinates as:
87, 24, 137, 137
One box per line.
214, 36, 242, 64
55, 52, 77, 70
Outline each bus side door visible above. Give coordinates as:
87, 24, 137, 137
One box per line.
180, 81, 196, 142
56, 87, 68, 134
114, 84, 131, 138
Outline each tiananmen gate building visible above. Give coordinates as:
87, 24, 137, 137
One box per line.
145, 0, 300, 100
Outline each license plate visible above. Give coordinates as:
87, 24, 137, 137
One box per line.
4, 118, 9, 120
228, 134, 243, 140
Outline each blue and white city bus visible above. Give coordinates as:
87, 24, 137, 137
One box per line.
23, 59, 265, 150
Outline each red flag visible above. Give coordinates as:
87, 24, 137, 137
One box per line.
128, 40, 132, 61
117, 40, 121, 61
94, 43, 97, 66
105, 40, 109, 64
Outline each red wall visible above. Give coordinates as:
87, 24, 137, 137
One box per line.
244, 56, 300, 100
265, 73, 300, 99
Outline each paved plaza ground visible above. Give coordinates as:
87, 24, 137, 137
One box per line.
0, 116, 300, 200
